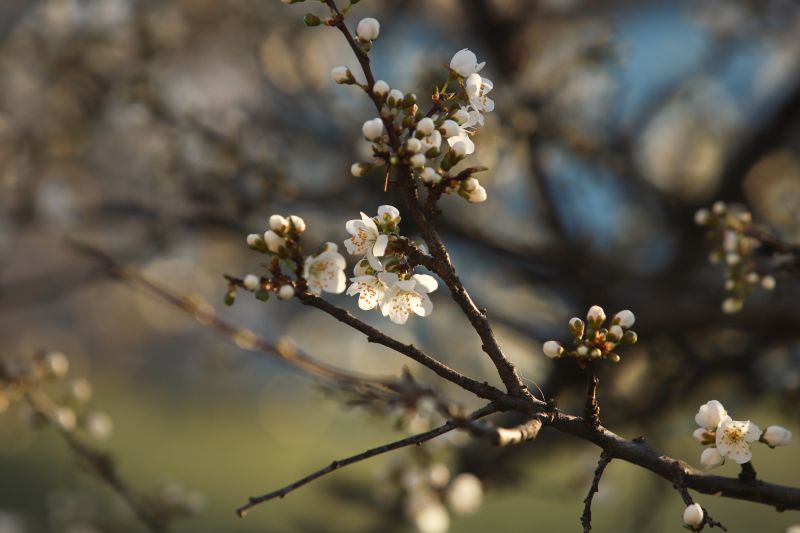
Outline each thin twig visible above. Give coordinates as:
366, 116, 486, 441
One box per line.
584, 362, 601, 428
235, 404, 498, 517
675, 484, 728, 531
581, 452, 612, 533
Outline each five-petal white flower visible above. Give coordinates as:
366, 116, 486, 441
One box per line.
303, 243, 346, 296
344, 212, 389, 270
380, 273, 438, 325
715, 416, 761, 464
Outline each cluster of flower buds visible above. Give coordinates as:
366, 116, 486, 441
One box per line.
344, 205, 438, 324
695, 201, 776, 314
378, 457, 484, 533
542, 306, 637, 364
339, 43, 493, 203
234, 214, 346, 303
0, 352, 113, 441
693, 400, 791, 469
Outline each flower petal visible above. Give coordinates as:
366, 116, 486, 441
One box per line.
373, 234, 389, 257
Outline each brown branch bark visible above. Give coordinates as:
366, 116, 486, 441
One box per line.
235, 404, 498, 517
581, 452, 611, 533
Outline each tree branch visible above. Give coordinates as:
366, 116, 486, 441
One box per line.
235, 404, 498, 517
581, 452, 612, 533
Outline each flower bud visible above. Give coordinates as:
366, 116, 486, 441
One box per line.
568, 317, 584, 338
607, 325, 623, 342
362, 118, 384, 141
451, 141, 468, 158
405, 138, 422, 153
246, 233, 263, 248
607, 353, 621, 363
269, 214, 288, 232
43, 352, 69, 379
695, 400, 727, 430
372, 80, 390, 97
263, 230, 286, 253
288, 215, 306, 233
416, 117, 435, 136
612, 310, 635, 329
694, 208, 711, 226
409, 153, 426, 168
725, 253, 740, 266
67, 378, 93, 403
586, 305, 606, 328
693, 428, 710, 444
441, 120, 460, 138
621, 330, 638, 344
420, 167, 441, 185
356, 17, 380, 41
462, 177, 478, 192
278, 284, 295, 300
84, 411, 113, 440
243, 274, 260, 291
683, 503, 704, 528
721, 297, 743, 314
387, 89, 404, 107
331, 66, 353, 84
761, 425, 792, 447
761, 275, 776, 291
466, 184, 487, 203
351, 162, 372, 177
577, 345, 589, 357
745, 272, 759, 284
303, 13, 322, 26
542, 340, 563, 359
712, 201, 726, 215
54, 406, 77, 431
445, 473, 483, 515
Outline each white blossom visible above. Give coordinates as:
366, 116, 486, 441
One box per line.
612, 310, 635, 329
446, 126, 475, 155
451, 107, 470, 125
373, 80, 390, 96
542, 340, 563, 359
716, 416, 761, 464
347, 270, 392, 310
412, 500, 449, 533
465, 72, 494, 114
356, 17, 380, 41
761, 425, 792, 447
416, 117, 435, 136
419, 129, 443, 155
277, 284, 295, 300
420, 167, 441, 185
243, 274, 260, 291
362, 118, 384, 141
695, 400, 727, 430
331, 66, 352, 84
445, 473, 483, 514
380, 273, 438, 324
303, 243, 347, 296
683, 503, 704, 528
761, 275, 776, 290
263, 230, 285, 253
450, 48, 485, 78
700, 447, 724, 469
405, 137, 422, 153
344, 212, 389, 269
377, 205, 400, 224
712, 201, 726, 215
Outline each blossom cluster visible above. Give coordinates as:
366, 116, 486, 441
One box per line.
542, 306, 637, 364
344, 205, 438, 324
339, 40, 493, 203
237, 206, 437, 324
695, 202, 776, 314
693, 400, 791, 468
0, 351, 113, 441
